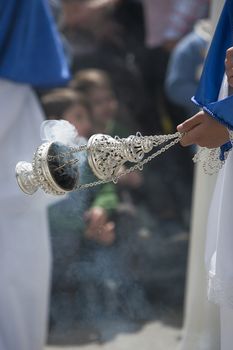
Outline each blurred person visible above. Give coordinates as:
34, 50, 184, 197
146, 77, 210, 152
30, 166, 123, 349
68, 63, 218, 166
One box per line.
69, 69, 150, 321
61, 0, 123, 69
41, 90, 144, 326
70, 68, 143, 190
177, 0, 233, 348
61, 0, 146, 128
41, 88, 92, 138
70, 69, 119, 133
41, 87, 118, 246
165, 19, 212, 117
41, 88, 120, 327
0, 0, 70, 349
0, 0, 70, 350
139, 0, 210, 133
70, 69, 143, 240
143, 0, 209, 50
42, 87, 118, 247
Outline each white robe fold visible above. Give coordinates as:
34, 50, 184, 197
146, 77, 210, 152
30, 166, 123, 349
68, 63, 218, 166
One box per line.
0, 78, 51, 350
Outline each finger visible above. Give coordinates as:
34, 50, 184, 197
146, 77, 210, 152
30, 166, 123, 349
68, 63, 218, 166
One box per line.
226, 47, 233, 60
225, 66, 233, 77
177, 112, 203, 133
89, 219, 102, 229
180, 124, 202, 147
226, 67, 233, 87
105, 221, 115, 231
180, 133, 195, 147
225, 58, 233, 70
86, 216, 101, 229
227, 76, 233, 87
225, 48, 233, 70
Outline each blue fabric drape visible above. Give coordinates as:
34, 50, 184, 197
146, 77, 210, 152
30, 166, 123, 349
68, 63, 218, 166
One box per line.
192, 0, 233, 129
192, 0, 233, 157
0, 0, 70, 87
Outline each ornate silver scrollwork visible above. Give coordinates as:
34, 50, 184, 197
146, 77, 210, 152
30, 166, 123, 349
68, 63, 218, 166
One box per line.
87, 134, 152, 180
31, 142, 68, 195
16, 141, 79, 195
16, 131, 183, 195
15, 161, 38, 195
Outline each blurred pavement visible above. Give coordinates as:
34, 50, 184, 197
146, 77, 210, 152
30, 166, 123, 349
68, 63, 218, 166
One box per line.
46, 318, 181, 350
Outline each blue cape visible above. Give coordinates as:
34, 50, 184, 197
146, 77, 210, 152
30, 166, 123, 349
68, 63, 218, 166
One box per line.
192, 0, 233, 158
0, 0, 70, 87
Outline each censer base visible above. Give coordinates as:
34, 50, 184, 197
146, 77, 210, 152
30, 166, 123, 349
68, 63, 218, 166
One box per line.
16, 161, 38, 195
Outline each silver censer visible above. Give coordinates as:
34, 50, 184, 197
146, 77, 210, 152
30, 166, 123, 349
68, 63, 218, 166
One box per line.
15, 132, 182, 196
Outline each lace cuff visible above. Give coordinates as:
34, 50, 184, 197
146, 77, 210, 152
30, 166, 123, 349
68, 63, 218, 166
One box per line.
193, 129, 233, 174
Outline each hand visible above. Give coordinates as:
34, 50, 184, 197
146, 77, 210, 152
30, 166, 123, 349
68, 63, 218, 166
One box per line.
225, 47, 233, 87
84, 207, 116, 245
177, 111, 229, 148
95, 221, 116, 246
85, 207, 108, 230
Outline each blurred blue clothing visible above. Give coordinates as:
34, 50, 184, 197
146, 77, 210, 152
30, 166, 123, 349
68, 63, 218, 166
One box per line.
165, 30, 208, 116
0, 0, 70, 87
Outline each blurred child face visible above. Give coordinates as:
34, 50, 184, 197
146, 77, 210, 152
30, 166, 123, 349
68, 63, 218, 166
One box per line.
63, 104, 92, 138
88, 87, 118, 129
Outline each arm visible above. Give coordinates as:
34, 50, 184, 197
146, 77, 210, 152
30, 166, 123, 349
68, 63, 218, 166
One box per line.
90, 183, 119, 214
178, 45, 233, 149
177, 47, 233, 148
84, 183, 119, 245
225, 47, 233, 88
165, 33, 206, 114
177, 3, 233, 150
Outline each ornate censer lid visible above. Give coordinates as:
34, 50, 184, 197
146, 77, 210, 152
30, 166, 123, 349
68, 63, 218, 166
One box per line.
15, 120, 183, 196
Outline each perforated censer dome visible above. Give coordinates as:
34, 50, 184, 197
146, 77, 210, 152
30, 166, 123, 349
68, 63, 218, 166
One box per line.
16, 131, 183, 196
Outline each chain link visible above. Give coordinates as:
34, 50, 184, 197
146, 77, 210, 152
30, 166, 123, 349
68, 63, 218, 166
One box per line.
75, 133, 182, 191
48, 132, 181, 160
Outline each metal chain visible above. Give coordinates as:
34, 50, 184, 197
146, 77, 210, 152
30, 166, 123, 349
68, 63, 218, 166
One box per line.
75, 133, 182, 191
48, 132, 181, 160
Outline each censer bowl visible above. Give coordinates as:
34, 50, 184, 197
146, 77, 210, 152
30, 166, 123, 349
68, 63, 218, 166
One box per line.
16, 142, 80, 195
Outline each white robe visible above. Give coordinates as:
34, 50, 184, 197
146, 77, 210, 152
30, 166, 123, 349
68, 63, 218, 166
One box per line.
179, 3, 225, 346
0, 79, 51, 350
204, 73, 233, 350
205, 138, 233, 350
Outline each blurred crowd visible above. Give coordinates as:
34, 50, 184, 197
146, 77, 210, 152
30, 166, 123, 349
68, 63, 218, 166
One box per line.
39, 0, 211, 332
